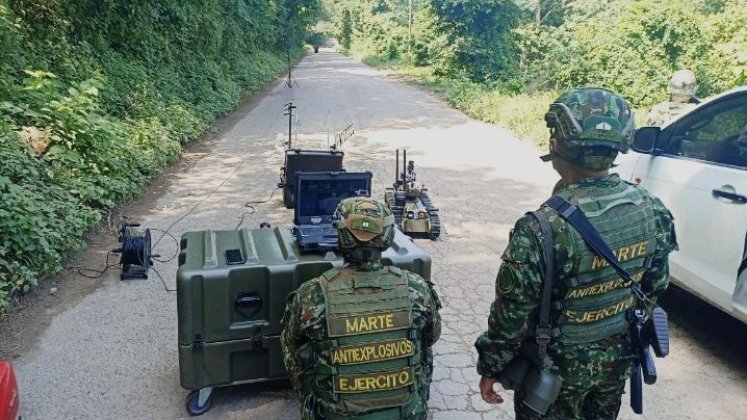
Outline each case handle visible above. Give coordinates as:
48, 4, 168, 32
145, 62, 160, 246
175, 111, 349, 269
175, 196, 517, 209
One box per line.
235, 292, 263, 319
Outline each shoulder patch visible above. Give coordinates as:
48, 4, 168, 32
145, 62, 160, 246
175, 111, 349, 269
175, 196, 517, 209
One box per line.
498, 269, 517, 295
388, 266, 402, 276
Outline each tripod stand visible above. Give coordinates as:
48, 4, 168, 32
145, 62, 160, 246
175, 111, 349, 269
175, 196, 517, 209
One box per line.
285, 50, 299, 89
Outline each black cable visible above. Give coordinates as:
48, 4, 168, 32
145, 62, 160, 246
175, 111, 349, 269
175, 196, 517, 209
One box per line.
147, 64, 283, 248
234, 207, 256, 230
149, 228, 180, 263
68, 225, 174, 288
244, 187, 279, 205
69, 189, 272, 285
152, 184, 277, 247
152, 152, 279, 248
121, 230, 150, 266
74, 251, 118, 279
152, 171, 237, 249
233, 188, 277, 229
151, 266, 176, 293
116, 225, 152, 281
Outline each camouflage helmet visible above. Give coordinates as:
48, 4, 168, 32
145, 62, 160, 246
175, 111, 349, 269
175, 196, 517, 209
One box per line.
542, 87, 635, 170
333, 197, 395, 261
667, 70, 697, 97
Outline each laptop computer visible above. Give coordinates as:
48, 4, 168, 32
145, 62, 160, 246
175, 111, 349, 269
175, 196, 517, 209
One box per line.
293, 171, 373, 253
281, 149, 344, 208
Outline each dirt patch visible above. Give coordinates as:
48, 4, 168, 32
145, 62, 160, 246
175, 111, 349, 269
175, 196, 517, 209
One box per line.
0, 80, 281, 360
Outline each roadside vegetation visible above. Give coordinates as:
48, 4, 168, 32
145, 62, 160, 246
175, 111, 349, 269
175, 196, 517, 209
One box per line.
2, 0, 745, 314
0, 0, 320, 312
324, 0, 746, 146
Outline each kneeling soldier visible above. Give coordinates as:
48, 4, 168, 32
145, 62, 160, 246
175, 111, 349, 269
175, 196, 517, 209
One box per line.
282, 197, 442, 419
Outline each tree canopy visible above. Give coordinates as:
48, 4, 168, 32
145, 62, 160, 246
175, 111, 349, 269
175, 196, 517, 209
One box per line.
326, 0, 746, 105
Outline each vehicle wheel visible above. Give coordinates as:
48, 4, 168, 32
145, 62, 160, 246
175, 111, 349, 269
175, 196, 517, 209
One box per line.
185, 389, 213, 416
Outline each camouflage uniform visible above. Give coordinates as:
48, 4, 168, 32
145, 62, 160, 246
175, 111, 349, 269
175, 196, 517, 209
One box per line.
475, 175, 677, 419
645, 70, 698, 126
476, 88, 678, 419
644, 101, 695, 126
281, 198, 442, 419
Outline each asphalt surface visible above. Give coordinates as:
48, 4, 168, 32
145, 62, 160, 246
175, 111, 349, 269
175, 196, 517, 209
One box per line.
7, 50, 747, 419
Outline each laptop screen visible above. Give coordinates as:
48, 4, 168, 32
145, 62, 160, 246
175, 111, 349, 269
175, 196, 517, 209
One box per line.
294, 171, 373, 225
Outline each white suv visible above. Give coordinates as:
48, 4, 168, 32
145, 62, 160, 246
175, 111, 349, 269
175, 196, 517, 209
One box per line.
617, 86, 747, 324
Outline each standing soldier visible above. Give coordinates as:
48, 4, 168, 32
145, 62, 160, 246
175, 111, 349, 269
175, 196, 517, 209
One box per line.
475, 87, 678, 419
282, 197, 442, 419
645, 69, 699, 126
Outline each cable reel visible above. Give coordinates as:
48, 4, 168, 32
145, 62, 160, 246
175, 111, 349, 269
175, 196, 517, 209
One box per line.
114, 223, 153, 280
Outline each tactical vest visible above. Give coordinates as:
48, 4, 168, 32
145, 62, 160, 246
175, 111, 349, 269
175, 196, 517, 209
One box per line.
647, 101, 695, 126
312, 266, 424, 418
543, 183, 659, 344
665, 101, 695, 120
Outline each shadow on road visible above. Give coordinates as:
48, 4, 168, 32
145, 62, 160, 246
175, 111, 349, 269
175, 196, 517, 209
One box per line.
659, 284, 747, 373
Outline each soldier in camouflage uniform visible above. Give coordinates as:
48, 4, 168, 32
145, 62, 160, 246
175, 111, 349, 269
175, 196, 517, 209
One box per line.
645, 70, 699, 126
282, 197, 442, 419
475, 87, 678, 419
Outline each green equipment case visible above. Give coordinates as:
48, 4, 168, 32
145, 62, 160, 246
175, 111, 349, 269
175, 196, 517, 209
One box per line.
176, 226, 431, 415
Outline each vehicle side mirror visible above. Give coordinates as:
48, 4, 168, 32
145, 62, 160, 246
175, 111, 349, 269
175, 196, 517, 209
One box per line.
632, 127, 660, 154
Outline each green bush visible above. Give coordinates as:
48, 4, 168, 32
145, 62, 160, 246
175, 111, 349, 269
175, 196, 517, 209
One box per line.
333, 0, 746, 147
426, 75, 556, 146
0, 127, 99, 309
514, 0, 747, 107
0, 0, 320, 312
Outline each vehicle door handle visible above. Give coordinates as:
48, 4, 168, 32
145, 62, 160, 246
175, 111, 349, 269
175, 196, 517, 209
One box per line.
712, 188, 747, 204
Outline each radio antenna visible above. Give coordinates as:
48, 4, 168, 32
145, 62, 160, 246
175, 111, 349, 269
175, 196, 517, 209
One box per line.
395, 149, 400, 186
284, 102, 296, 150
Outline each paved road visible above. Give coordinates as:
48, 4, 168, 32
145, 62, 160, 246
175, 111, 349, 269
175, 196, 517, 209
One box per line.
9, 50, 747, 419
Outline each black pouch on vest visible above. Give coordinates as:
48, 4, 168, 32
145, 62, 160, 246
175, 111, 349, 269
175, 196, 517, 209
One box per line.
496, 354, 532, 391
495, 340, 539, 390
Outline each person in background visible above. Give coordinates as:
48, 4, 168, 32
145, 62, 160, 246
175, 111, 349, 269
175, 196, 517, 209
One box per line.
645, 69, 700, 126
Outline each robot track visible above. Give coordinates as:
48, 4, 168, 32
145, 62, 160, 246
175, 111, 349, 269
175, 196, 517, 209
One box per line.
420, 191, 441, 240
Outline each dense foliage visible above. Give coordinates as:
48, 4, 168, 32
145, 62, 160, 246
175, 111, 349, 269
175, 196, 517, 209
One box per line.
0, 0, 319, 312
516, 0, 746, 105
327, 0, 746, 143
326, 0, 522, 84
